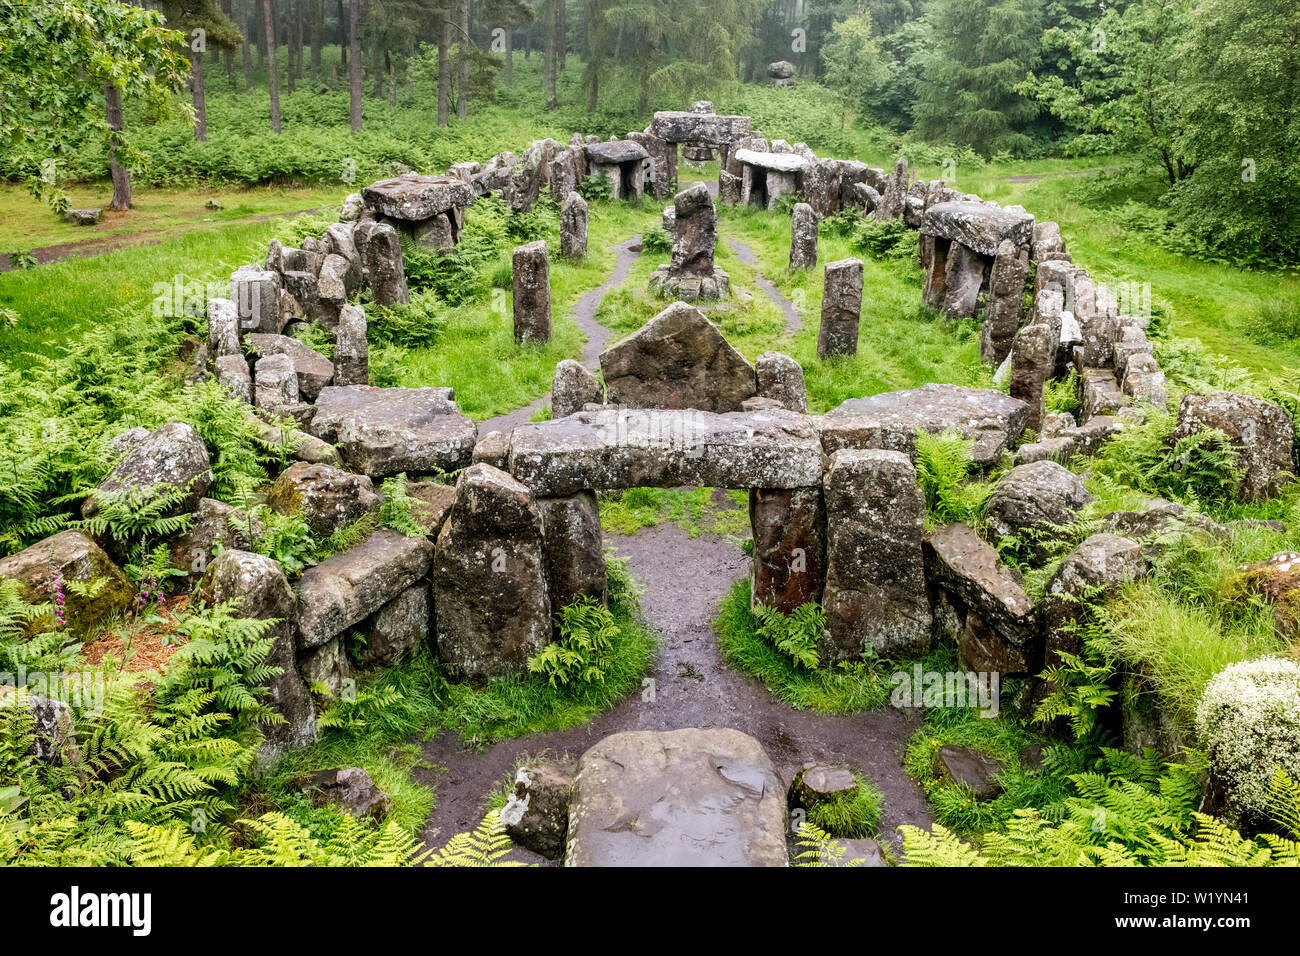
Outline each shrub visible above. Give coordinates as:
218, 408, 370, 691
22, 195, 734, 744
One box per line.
528, 596, 618, 687
1196, 657, 1300, 823
641, 226, 672, 255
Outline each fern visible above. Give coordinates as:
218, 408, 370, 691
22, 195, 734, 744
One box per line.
528, 596, 618, 687
792, 821, 865, 867
753, 602, 824, 670
426, 810, 526, 867
378, 474, 427, 538
913, 427, 994, 528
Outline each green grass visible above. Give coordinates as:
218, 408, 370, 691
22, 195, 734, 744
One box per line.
803, 772, 885, 839
599, 487, 751, 539
715, 578, 904, 713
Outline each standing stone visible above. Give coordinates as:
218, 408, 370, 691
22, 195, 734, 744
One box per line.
357, 221, 409, 306
215, 354, 252, 403
980, 239, 1030, 366
195, 550, 316, 761
333, 304, 369, 386
755, 351, 807, 413
872, 156, 909, 220
433, 464, 552, 678
1009, 323, 1054, 433
254, 352, 300, 413
750, 486, 825, 613
551, 359, 603, 418
537, 491, 607, 613
789, 202, 818, 270
512, 240, 552, 345
207, 297, 240, 357
671, 183, 717, 275
230, 265, 282, 333
560, 192, 588, 259
943, 242, 985, 318
550, 149, 578, 203
821, 449, 930, 662
817, 258, 863, 359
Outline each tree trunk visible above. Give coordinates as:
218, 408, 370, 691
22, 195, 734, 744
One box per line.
456, 0, 469, 119
264, 0, 281, 132
242, 0, 254, 90
192, 50, 207, 141
222, 0, 235, 82
558, 0, 565, 71
372, 44, 383, 98
387, 50, 396, 107
587, 64, 598, 112
105, 84, 132, 210
348, 0, 361, 132
437, 5, 450, 126
338, 0, 347, 72
505, 25, 513, 85
310, 0, 322, 83
294, 0, 304, 81
543, 0, 557, 110
286, 0, 297, 94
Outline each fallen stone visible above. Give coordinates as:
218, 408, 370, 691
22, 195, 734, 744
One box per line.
167, 498, 263, 592
214, 353, 253, 404
297, 767, 392, 821
924, 523, 1035, 644
502, 756, 577, 860
551, 359, 603, 418
1170, 391, 1296, 502
267, 462, 380, 537
0, 531, 135, 635
566, 728, 787, 867
985, 460, 1092, 558
81, 422, 212, 520
932, 745, 1004, 801
245, 333, 334, 401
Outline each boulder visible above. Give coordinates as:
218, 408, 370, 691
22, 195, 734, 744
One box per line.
749, 487, 825, 614
768, 60, 796, 80
755, 351, 807, 413
471, 429, 511, 469
307, 385, 478, 478
820, 383, 1029, 467
512, 240, 552, 345
1100, 498, 1225, 553
245, 333, 334, 401
195, 550, 316, 758
0, 531, 135, 635
789, 202, 818, 270
817, 258, 863, 359
1231, 551, 1300, 643
537, 491, 607, 613
932, 745, 1004, 801
253, 352, 300, 413
502, 756, 577, 860
985, 460, 1092, 557
0, 688, 80, 765
64, 207, 102, 226
551, 359, 603, 419
566, 728, 788, 867
296, 767, 391, 821
789, 765, 858, 811
296, 529, 435, 649
1170, 391, 1296, 502
267, 462, 380, 537
167, 498, 263, 592
600, 302, 756, 413
821, 449, 930, 661
81, 422, 212, 520
353, 582, 430, 669
506, 406, 826, 496
432, 464, 551, 678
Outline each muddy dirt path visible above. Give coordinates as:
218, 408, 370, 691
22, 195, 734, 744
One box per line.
479, 237, 642, 435
417, 520, 933, 861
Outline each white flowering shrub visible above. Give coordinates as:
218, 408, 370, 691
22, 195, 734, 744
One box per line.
1196, 657, 1300, 821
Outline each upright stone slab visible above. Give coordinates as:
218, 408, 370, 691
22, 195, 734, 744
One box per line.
537, 491, 607, 612
254, 352, 300, 413
356, 221, 409, 306
333, 304, 369, 386
195, 550, 316, 760
560, 192, 588, 259
821, 449, 930, 661
943, 243, 985, 318
433, 464, 552, 678
750, 486, 825, 613
789, 202, 818, 270
1009, 323, 1054, 433
512, 240, 552, 344
551, 359, 603, 418
671, 182, 717, 275
755, 351, 807, 413
230, 266, 282, 333
207, 297, 240, 357
817, 257, 863, 359
600, 301, 756, 413
980, 239, 1030, 366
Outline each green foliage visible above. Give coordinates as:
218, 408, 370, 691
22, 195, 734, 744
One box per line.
913, 427, 994, 528
377, 474, 427, 538
576, 172, 613, 202
528, 596, 618, 687
1033, 597, 1120, 740
641, 226, 672, 255
792, 821, 865, 867
806, 773, 885, 839
903, 754, 1300, 867
249, 508, 317, 576
1089, 411, 1245, 509
425, 810, 527, 867
753, 602, 824, 670
1245, 291, 1300, 347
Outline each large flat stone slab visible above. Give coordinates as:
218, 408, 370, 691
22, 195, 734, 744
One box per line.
506, 406, 825, 495
307, 385, 477, 478
733, 149, 808, 174
920, 201, 1034, 257
361, 173, 472, 221
649, 111, 751, 145
566, 728, 787, 867
819, 383, 1029, 467
584, 140, 649, 165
